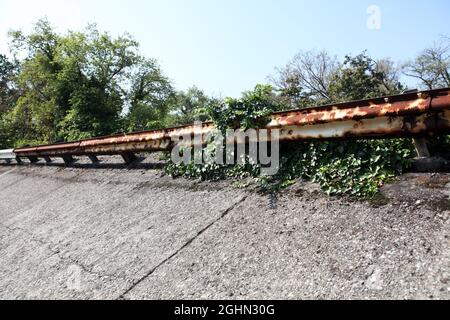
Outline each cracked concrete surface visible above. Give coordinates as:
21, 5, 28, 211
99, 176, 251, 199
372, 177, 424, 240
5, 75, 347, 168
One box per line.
0, 156, 449, 300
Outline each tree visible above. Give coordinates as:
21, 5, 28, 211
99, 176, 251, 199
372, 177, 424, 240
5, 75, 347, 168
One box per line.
4, 20, 60, 145
125, 59, 174, 131
272, 51, 339, 107
56, 26, 140, 140
329, 53, 404, 102
272, 50, 404, 109
168, 86, 212, 126
0, 54, 18, 114
374, 58, 405, 94
271, 50, 339, 108
403, 38, 450, 89
0, 54, 19, 148
5, 19, 142, 145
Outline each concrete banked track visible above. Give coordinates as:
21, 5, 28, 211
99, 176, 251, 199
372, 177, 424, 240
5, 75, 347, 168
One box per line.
0, 158, 449, 299
9, 88, 450, 164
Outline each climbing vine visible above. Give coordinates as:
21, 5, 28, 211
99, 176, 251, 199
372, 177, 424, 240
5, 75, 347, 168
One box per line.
165, 85, 417, 198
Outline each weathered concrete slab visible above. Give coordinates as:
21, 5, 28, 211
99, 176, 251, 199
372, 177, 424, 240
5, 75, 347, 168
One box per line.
125, 191, 449, 299
0, 157, 247, 299
0, 223, 131, 299
0, 157, 449, 300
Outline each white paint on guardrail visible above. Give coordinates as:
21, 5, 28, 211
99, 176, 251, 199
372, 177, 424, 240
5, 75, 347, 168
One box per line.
0, 149, 15, 160
0, 149, 16, 165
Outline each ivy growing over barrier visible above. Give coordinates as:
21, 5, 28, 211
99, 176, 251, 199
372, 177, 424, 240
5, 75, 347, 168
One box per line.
165, 85, 417, 198
164, 139, 415, 198
255, 139, 414, 196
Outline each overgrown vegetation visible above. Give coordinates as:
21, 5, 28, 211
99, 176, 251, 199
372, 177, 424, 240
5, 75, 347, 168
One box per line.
165, 139, 415, 198
204, 84, 282, 132
259, 140, 414, 196
165, 84, 416, 198
1, 19, 449, 197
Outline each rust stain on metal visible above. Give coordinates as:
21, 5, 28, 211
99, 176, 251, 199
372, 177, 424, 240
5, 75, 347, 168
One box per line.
13, 88, 450, 160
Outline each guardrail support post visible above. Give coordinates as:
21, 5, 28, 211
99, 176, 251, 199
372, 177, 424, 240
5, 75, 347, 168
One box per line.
62, 155, 75, 165
88, 155, 99, 163
121, 152, 138, 165
411, 137, 449, 172
44, 156, 52, 163
27, 156, 38, 163
15, 157, 22, 164
413, 137, 431, 158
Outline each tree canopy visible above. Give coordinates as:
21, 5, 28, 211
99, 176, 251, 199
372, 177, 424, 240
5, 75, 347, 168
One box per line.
1, 19, 181, 147
272, 50, 404, 108
403, 37, 450, 90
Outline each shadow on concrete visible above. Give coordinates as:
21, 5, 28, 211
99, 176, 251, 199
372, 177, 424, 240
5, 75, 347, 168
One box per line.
0, 157, 165, 170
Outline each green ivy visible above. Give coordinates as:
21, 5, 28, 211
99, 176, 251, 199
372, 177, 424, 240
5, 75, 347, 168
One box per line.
201, 84, 282, 133
164, 84, 417, 198
256, 139, 414, 197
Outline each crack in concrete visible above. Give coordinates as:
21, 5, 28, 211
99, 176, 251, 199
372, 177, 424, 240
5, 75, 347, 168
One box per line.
117, 194, 249, 300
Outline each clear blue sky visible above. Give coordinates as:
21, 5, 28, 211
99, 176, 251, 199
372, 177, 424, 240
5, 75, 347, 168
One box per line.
0, 0, 449, 97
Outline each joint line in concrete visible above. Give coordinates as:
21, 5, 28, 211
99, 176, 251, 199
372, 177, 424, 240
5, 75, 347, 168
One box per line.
117, 195, 249, 299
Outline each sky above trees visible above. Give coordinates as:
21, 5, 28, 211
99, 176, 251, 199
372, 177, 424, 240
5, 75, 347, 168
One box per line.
1, 0, 449, 97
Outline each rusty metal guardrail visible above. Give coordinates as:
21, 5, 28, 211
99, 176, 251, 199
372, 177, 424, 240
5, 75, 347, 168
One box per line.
9, 88, 450, 164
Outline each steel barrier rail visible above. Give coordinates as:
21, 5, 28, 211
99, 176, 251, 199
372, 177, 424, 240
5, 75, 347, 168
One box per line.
0, 149, 18, 164
12, 88, 450, 164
